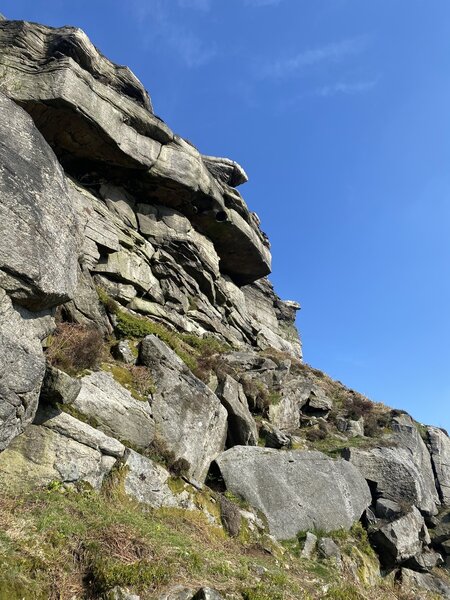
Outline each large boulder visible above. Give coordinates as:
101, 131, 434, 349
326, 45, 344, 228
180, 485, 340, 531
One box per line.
67, 371, 155, 450
140, 335, 227, 482
215, 446, 371, 540
400, 568, 450, 598
369, 506, 431, 569
427, 426, 450, 505
344, 444, 439, 517
0, 423, 116, 491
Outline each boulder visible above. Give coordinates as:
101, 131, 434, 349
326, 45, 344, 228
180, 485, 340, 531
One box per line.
370, 507, 430, 569
400, 568, 450, 598
69, 371, 155, 449
140, 335, 227, 482
318, 538, 341, 566
215, 446, 371, 540
343, 444, 439, 516
427, 426, 450, 505
0, 91, 77, 310
260, 422, 292, 449
0, 424, 116, 491
301, 532, 318, 559
216, 375, 258, 447
122, 449, 194, 509
158, 588, 195, 600
375, 498, 402, 520
192, 590, 225, 600
40, 366, 82, 406
34, 405, 126, 458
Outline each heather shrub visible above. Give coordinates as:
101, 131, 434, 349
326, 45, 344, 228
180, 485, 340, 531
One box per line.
46, 322, 103, 375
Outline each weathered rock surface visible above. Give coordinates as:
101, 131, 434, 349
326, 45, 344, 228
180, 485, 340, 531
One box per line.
0, 92, 77, 451
0, 424, 116, 491
0, 290, 52, 450
123, 449, 194, 509
216, 375, 257, 447
69, 371, 155, 449
215, 446, 371, 540
0, 91, 78, 310
0, 20, 271, 285
370, 507, 431, 569
427, 426, 450, 506
344, 444, 439, 517
140, 335, 227, 482
400, 568, 450, 598
34, 405, 126, 458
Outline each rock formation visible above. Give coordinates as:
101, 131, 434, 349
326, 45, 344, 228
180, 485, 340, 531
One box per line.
0, 15, 449, 600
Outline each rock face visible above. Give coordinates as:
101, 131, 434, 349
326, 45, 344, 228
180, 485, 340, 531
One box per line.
0, 92, 77, 450
2, 14, 450, 599
140, 335, 228, 482
0, 19, 302, 360
0, 423, 116, 491
427, 426, 450, 505
344, 444, 439, 517
0, 91, 78, 309
215, 446, 371, 540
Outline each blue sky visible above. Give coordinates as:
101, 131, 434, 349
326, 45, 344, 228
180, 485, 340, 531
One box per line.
3, 0, 450, 430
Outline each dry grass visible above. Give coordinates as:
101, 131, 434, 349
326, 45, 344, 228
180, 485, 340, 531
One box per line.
46, 322, 104, 375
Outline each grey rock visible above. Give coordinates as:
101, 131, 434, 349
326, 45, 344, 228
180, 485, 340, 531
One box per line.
405, 548, 443, 573
390, 414, 440, 513
375, 498, 402, 520
0, 20, 271, 284
216, 375, 258, 447
344, 444, 439, 517
427, 426, 450, 506
40, 366, 82, 406
0, 92, 77, 310
370, 507, 430, 568
94, 275, 138, 305
400, 568, 450, 598
71, 371, 155, 450
113, 340, 137, 365
0, 424, 116, 491
260, 422, 292, 449
0, 290, 51, 450
215, 446, 371, 540
202, 155, 248, 187
347, 419, 365, 438
34, 405, 126, 458
123, 449, 194, 509
158, 588, 195, 600
318, 537, 341, 565
140, 335, 227, 482
103, 586, 141, 600
192, 589, 225, 600
301, 532, 318, 559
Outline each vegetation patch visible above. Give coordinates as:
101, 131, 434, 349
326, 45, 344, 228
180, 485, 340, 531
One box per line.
46, 322, 104, 375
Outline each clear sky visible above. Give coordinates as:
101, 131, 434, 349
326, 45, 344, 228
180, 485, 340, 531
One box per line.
3, 0, 450, 430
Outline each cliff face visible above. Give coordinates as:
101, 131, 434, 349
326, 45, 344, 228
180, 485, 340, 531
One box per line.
0, 17, 449, 600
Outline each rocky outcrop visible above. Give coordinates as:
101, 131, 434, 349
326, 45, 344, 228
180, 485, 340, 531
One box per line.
0, 423, 116, 491
140, 335, 227, 482
344, 442, 439, 517
215, 375, 258, 447
0, 92, 77, 450
215, 446, 371, 540
427, 426, 450, 505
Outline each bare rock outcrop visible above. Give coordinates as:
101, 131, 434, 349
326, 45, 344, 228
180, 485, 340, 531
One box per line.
215, 446, 371, 540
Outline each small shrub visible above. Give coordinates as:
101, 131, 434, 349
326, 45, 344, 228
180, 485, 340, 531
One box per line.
305, 428, 327, 442
46, 322, 104, 375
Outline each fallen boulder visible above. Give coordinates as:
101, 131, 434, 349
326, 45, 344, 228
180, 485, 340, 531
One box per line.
215, 446, 371, 540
